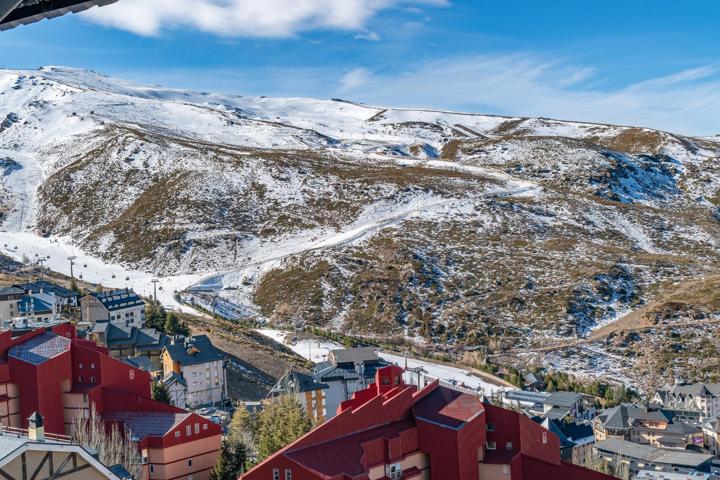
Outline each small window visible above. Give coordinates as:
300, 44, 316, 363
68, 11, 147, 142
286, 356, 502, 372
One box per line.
186, 425, 192, 436
90, 376, 95, 383
273, 469, 280, 480
194, 423, 200, 433
175, 431, 180, 438
486, 423, 495, 432
78, 376, 83, 383
90, 363, 95, 369
542, 432, 548, 444
149, 465, 154, 474
203, 424, 208, 430
129, 370, 135, 380
506, 441, 513, 450
486, 441, 497, 450
285, 468, 292, 480
188, 459, 192, 467
79, 363, 83, 369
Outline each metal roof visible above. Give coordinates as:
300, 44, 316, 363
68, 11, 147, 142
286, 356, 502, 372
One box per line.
9, 332, 71, 365
90, 288, 144, 311
595, 438, 713, 468
329, 347, 379, 365
504, 389, 551, 404
0, 0, 117, 31
164, 335, 224, 366
102, 411, 190, 440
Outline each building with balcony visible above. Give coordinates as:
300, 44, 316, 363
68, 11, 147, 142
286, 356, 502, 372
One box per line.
81, 289, 145, 328
162, 335, 227, 408
242, 365, 615, 480
0, 322, 222, 480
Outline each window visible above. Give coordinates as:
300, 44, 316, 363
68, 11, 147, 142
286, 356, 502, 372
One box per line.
175, 431, 180, 438
149, 465, 154, 474
78, 376, 83, 383
194, 423, 200, 434
506, 442, 513, 450
188, 459, 193, 467
129, 370, 135, 380
486, 423, 495, 432
285, 469, 292, 480
385, 463, 402, 480
542, 432, 548, 444
203, 424, 208, 430
90, 376, 95, 383
90, 363, 95, 369
273, 469, 280, 480
486, 441, 497, 450
79, 363, 83, 369
186, 425, 192, 436
502, 465, 510, 475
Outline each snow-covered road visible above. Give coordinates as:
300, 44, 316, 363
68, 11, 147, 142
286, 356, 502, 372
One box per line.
257, 328, 510, 395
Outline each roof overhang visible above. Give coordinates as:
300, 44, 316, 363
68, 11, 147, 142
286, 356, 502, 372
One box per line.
0, 0, 117, 31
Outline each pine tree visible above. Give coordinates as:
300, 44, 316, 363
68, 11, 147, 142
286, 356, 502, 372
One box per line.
256, 396, 311, 462
210, 440, 247, 480
152, 381, 172, 404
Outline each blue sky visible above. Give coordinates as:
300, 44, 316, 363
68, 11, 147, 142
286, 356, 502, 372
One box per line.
1, 0, 719, 135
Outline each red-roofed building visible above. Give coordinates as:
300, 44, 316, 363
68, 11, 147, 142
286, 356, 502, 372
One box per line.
242, 366, 613, 480
0, 322, 221, 480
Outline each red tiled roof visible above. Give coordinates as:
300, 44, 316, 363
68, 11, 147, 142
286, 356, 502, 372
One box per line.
286, 419, 416, 478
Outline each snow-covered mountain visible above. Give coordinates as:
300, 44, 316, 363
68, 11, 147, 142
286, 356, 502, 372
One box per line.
1, 66, 719, 349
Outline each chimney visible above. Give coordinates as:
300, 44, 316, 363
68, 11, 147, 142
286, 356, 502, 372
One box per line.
28, 412, 44, 441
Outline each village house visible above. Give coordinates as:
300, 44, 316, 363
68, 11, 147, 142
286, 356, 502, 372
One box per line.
539, 417, 596, 465
592, 404, 704, 449
594, 438, 714, 477
14, 280, 79, 309
17, 295, 56, 322
80, 288, 145, 328
0, 286, 24, 321
162, 371, 188, 408
88, 322, 176, 370
162, 335, 227, 408
268, 369, 329, 422
653, 382, 720, 419
314, 346, 390, 418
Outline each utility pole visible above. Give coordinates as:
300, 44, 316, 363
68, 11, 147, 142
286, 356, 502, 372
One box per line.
67, 256, 76, 280
151, 279, 160, 304
37, 258, 46, 282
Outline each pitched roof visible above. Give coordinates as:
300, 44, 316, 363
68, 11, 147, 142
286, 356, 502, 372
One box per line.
269, 370, 328, 396
18, 296, 53, 314
598, 404, 669, 430
123, 356, 154, 372
411, 386, 484, 428
9, 332, 71, 365
285, 419, 416, 478
543, 391, 582, 408
0, 286, 24, 297
14, 280, 76, 298
329, 347, 379, 365
162, 371, 187, 387
595, 438, 713, 468
163, 335, 223, 366
88, 289, 144, 311
102, 411, 190, 440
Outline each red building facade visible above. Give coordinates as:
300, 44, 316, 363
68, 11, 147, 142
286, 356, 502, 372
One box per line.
0, 323, 222, 480
242, 365, 612, 480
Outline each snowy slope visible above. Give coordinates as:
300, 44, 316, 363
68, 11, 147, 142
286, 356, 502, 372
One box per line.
0, 66, 719, 351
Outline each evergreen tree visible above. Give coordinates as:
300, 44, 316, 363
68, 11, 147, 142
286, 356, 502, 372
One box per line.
256, 396, 311, 462
164, 311, 191, 336
210, 440, 247, 480
145, 303, 167, 331
152, 381, 172, 404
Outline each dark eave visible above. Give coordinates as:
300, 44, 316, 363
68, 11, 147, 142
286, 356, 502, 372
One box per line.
0, 0, 117, 31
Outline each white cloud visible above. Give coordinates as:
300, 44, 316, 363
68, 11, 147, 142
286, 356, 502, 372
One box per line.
339, 68, 371, 91
334, 54, 720, 135
355, 31, 381, 41
82, 0, 447, 38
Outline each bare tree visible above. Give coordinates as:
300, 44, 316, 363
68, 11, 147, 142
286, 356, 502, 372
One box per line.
71, 404, 142, 479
